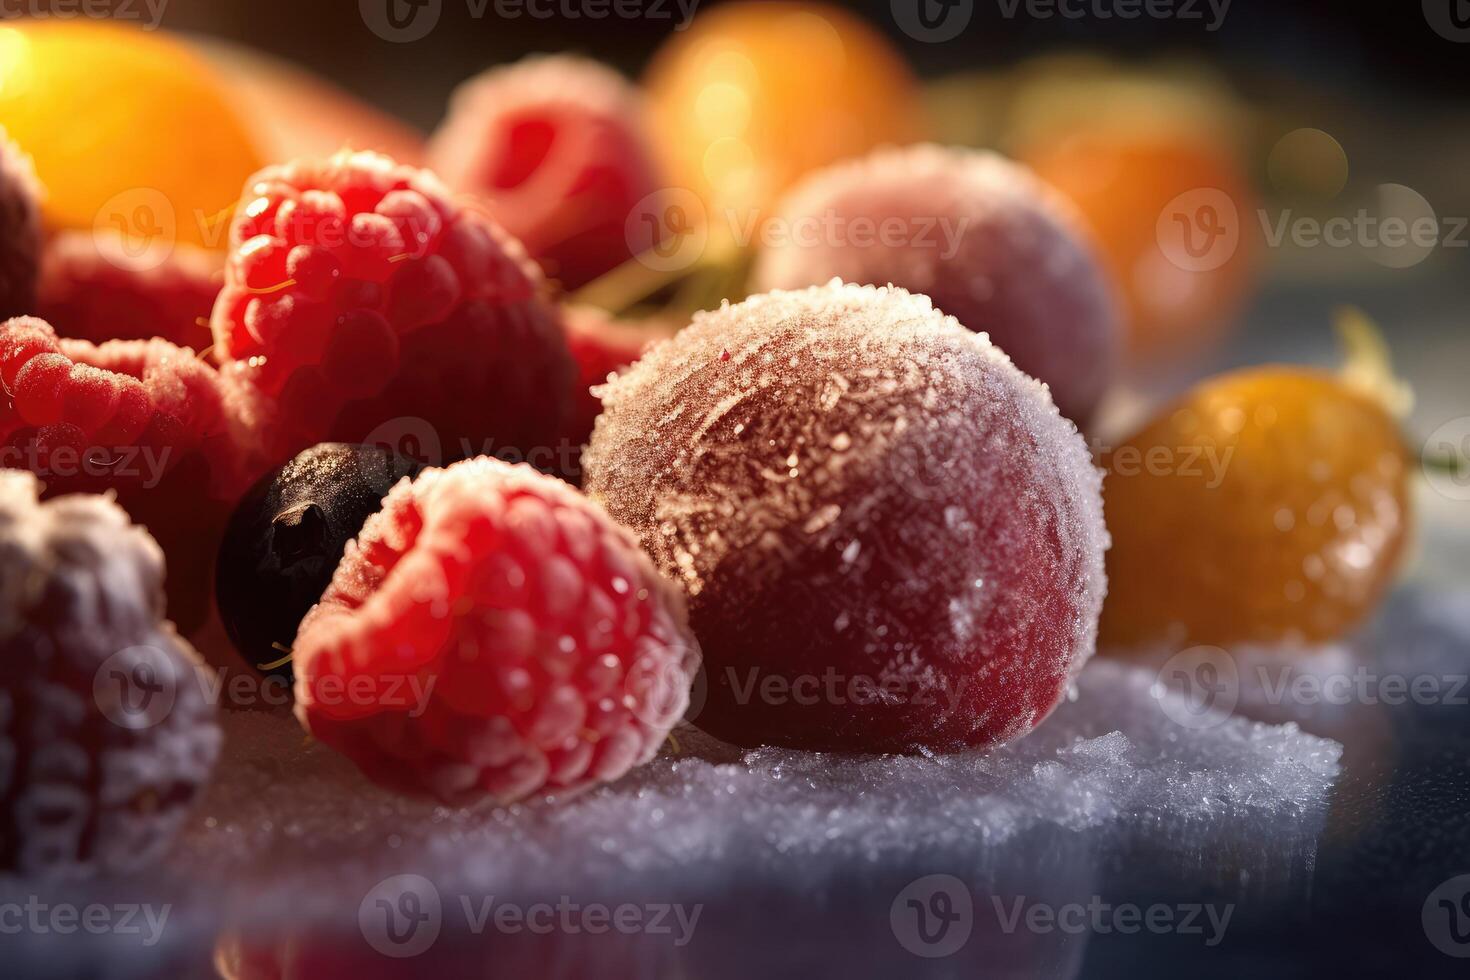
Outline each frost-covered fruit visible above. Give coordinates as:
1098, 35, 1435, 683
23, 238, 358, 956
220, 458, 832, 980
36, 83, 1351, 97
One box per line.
0, 471, 220, 876
750, 146, 1120, 425
560, 304, 674, 482
37, 230, 220, 348
0, 132, 42, 320
429, 55, 666, 290
584, 283, 1108, 753
217, 443, 425, 681
211, 149, 574, 467
0, 316, 257, 633
293, 457, 700, 804
1100, 368, 1410, 647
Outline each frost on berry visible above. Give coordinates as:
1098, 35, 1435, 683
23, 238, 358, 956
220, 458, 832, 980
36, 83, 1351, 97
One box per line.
0, 472, 220, 876
0, 133, 42, 321
211, 150, 574, 469
0, 316, 254, 632
584, 282, 1109, 753
751, 145, 1120, 425
428, 55, 666, 290
292, 457, 700, 806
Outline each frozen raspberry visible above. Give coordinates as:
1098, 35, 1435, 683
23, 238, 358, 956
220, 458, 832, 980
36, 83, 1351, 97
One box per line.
428, 55, 666, 290
750, 146, 1121, 425
37, 230, 221, 348
293, 457, 700, 805
212, 150, 574, 467
0, 471, 220, 875
0, 132, 42, 321
0, 316, 256, 632
584, 283, 1108, 753
559, 304, 674, 483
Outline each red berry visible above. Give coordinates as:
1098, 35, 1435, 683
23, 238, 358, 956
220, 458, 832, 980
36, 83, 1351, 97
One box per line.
559, 304, 674, 483
428, 56, 666, 290
36, 230, 220, 349
0, 471, 220, 875
293, 457, 700, 805
212, 150, 574, 467
0, 133, 41, 321
584, 283, 1108, 753
751, 145, 1121, 425
0, 316, 258, 631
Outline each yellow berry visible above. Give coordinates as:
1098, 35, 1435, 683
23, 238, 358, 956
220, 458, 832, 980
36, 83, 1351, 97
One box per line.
1100, 367, 1411, 647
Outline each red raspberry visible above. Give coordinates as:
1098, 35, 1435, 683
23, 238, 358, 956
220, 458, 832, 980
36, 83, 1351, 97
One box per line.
212, 150, 574, 467
0, 471, 220, 875
0, 132, 42, 320
0, 316, 257, 632
428, 55, 665, 290
292, 457, 700, 805
560, 304, 673, 483
37, 230, 221, 349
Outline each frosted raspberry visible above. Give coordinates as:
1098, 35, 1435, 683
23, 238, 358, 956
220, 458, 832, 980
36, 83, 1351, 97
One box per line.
293, 457, 700, 805
584, 283, 1108, 753
211, 150, 573, 467
37, 230, 221, 348
559, 304, 673, 483
428, 55, 665, 289
750, 146, 1121, 424
0, 471, 220, 875
0, 131, 42, 321
0, 316, 256, 631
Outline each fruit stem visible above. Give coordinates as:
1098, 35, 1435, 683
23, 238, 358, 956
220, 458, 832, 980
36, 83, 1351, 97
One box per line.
1333, 306, 1413, 419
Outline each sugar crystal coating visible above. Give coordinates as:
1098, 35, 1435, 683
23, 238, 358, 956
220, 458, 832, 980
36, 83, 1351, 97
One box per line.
751, 145, 1120, 424
584, 282, 1108, 752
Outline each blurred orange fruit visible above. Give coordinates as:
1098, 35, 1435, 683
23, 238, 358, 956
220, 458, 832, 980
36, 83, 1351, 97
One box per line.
1099, 367, 1410, 648
0, 20, 261, 251
643, 1, 926, 228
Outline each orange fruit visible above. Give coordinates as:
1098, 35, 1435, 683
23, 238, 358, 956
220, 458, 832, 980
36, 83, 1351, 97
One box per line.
0, 21, 262, 251
1099, 368, 1411, 648
1024, 128, 1257, 361
643, 1, 926, 226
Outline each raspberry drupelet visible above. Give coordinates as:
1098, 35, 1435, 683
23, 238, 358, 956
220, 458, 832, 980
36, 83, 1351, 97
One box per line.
0, 471, 220, 875
292, 457, 700, 805
584, 282, 1109, 753
751, 145, 1121, 425
428, 55, 666, 290
0, 315, 256, 631
211, 150, 574, 467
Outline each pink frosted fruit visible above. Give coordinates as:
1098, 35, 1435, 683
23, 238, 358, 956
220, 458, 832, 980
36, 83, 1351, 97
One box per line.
583, 283, 1108, 752
750, 145, 1120, 424
428, 55, 665, 290
293, 457, 700, 805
